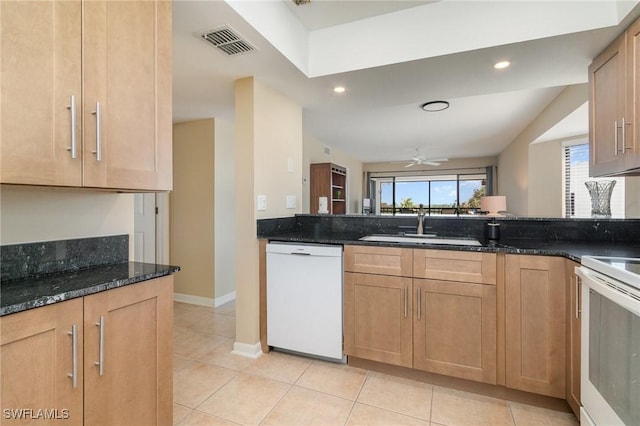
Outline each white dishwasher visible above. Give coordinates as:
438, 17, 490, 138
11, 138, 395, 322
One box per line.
266, 242, 344, 361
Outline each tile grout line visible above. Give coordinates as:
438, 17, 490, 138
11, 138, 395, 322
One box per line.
257, 382, 294, 426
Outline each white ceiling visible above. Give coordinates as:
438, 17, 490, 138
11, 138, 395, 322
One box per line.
173, 0, 640, 163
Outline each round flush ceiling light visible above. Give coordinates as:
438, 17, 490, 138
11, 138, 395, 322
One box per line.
494, 60, 510, 69
420, 100, 449, 112
333, 86, 346, 93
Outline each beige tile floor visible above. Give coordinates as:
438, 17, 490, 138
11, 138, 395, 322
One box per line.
173, 301, 579, 426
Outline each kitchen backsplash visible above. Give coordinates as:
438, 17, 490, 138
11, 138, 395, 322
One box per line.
257, 214, 640, 243
1, 234, 128, 282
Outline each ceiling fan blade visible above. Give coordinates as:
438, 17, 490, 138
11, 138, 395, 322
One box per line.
404, 162, 415, 168
424, 161, 441, 166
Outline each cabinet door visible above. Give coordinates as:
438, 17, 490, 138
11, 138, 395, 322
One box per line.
589, 32, 627, 177
344, 272, 413, 367
413, 249, 496, 284
566, 259, 581, 417
0, 0, 82, 186
414, 279, 497, 384
505, 255, 566, 398
344, 245, 412, 277
84, 276, 173, 426
0, 298, 84, 425
83, 0, 172, 190
626, 18, 640, 171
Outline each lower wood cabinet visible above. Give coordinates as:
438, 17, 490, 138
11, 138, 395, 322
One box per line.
0, 276, 173, 425
343, 246, 575, 400
414, 279, 497, 384
505, 255, 566, 398
344, 272, 413, 367
1, 297, 84, 425
566, 259, 581, 417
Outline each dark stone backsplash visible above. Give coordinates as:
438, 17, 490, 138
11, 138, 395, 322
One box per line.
1, 234, 128, 282
258, 214, 640, 243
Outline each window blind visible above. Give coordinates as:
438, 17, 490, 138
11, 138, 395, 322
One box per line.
563, 143, 625, 218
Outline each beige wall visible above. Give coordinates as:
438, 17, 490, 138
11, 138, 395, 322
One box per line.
0, 185, 134, 257
214, 118, 236, 299
170, 119, 215, 300
234, 77, 303, 353
528, 139, 565, 217
498, 84, 588, 216
303, 134, 364, 214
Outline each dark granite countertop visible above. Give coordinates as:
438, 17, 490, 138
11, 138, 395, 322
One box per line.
263, 231, 640, 263
1, 262, 180, 316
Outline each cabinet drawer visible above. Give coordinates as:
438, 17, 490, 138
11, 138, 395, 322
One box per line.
413, 249, 496, 284
344, 245, 412, 276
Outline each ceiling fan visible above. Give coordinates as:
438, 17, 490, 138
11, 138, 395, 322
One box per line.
392, 150, 449, 168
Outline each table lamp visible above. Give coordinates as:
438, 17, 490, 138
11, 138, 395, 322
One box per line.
480, 196, 506, 216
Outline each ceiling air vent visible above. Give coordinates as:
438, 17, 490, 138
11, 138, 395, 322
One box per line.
201, 26, 256, 56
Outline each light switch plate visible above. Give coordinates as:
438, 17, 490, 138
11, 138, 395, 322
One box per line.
287, 158, 294, 173
286, 195, 296, 209
257, 195, 267, 211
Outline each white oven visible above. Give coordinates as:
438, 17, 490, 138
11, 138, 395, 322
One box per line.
576, 256, 640, 426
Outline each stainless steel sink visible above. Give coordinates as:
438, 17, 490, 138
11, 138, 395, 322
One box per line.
359, 234, 482, 246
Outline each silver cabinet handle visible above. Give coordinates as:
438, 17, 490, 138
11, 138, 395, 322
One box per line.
92, 102, 102, 161
623, 117, 632, 153
403, 287, 407, 319
417, 288, 421, 320
575, 276, 581, 319
614, 120, 619, 156
622, 117, 626, 154
67, 324, 78, 388
95, 316, 105, 376
66, 95, 77, 159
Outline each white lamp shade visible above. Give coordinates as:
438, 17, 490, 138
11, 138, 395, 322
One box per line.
480, 196, 506, 216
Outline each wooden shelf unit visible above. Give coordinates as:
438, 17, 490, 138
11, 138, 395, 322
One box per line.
310, 163, 347, 214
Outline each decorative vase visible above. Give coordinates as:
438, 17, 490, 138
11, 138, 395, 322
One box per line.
584, 180, 616, 217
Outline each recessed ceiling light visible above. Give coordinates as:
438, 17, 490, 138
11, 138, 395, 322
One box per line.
494, 60, 510, 69
420, 100, 449, 112
333, 86, 346, 93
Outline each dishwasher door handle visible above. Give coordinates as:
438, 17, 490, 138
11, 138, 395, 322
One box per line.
289, 252, 311, 256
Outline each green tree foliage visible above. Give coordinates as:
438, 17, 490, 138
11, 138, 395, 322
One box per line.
399, 198, 415, 208
460, 187, 485, 208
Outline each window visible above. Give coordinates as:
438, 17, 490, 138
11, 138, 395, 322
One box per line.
375, 173, 486, 215
563, 142, 625, 218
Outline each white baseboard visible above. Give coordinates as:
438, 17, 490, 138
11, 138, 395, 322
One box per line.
173, 293, 214, 307
214, 291, 236, 307
173, 291, 237, 308
232, 341, 263, 359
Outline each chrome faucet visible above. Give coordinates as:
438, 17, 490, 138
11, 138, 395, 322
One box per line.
417, 204, 426, 235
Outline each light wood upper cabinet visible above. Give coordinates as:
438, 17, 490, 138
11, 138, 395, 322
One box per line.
625, 17, 640, 171
0, 0, 172, 191
565, 259, 581, 418
0, 0, 83, 186
505, 255, 566, 398
344, 272, 413, 367
1, 298, 84, 425
344, 245, 413, 277
413, 249, 496, 285
589, 32, 627, 176
82, 0, 172, 190
84, 276, 173, 426
589, 15, 640, 176
414, 279, 497, 384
